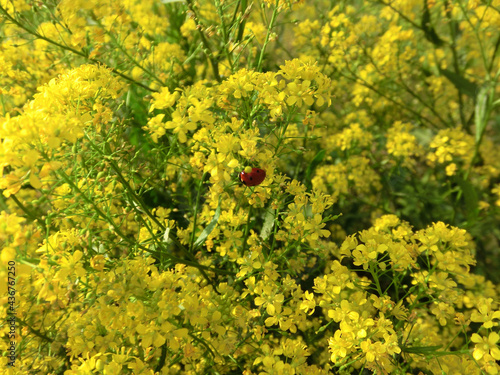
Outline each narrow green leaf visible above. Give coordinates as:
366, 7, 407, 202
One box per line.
163, 226, 172, 243
305, 149, 326, 184
439, 68, 478, 98
193, 202, 221, 249
402, 345, 442, 354
260, 209, 275, 240
456, 176, 479, 226
475, 86, 489, 145
421, 0, 444, 46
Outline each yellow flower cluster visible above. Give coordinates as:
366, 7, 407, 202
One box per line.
427, 127, 475, 176
0, 65, 125, 196
312, 156, 381, 200
313, 215, 498, 374
386, 121, 423, 169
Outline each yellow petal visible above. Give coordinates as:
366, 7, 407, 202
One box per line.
29, 172, 42, 189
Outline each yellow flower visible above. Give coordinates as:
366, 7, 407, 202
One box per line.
472, 332, 500, 361
300, 291, 316, 315
144, 113, 166, 143
149, 87, 179, 111
471, 298, 500, 329
328, 330, 354, 362
164, 110, 197, 143
304, 214, 331, 241
286, 80, 314, 107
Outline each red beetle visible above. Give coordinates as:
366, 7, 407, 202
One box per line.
239, 167, 266, 187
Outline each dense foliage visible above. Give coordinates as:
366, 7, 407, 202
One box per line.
1, 0, 500, 374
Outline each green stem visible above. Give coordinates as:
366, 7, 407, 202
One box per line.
185, 0, 222, 82
90, 13, 166, 88
240, 205, 253, 255
82, 134, 225, 283
189, 172, 208, 253
256, 0, 280, 72
10, 194, 47, 232
214, 0, 235, 72
236, 0, 248, 43
18, 318, 53, 343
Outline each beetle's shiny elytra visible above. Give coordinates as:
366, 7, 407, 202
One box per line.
239, 168, 266, 187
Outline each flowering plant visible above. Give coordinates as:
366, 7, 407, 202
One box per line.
1, 0, 499, 374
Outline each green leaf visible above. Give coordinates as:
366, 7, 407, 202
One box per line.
456, 176, 479, 226
421, 0, 444, 46
475, 85, 489, 145
305, 149, 326, 188
439, 68, 478, 98
260, 209, 275, 240
193, 202, 221, 249
402, 345, 442, 354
